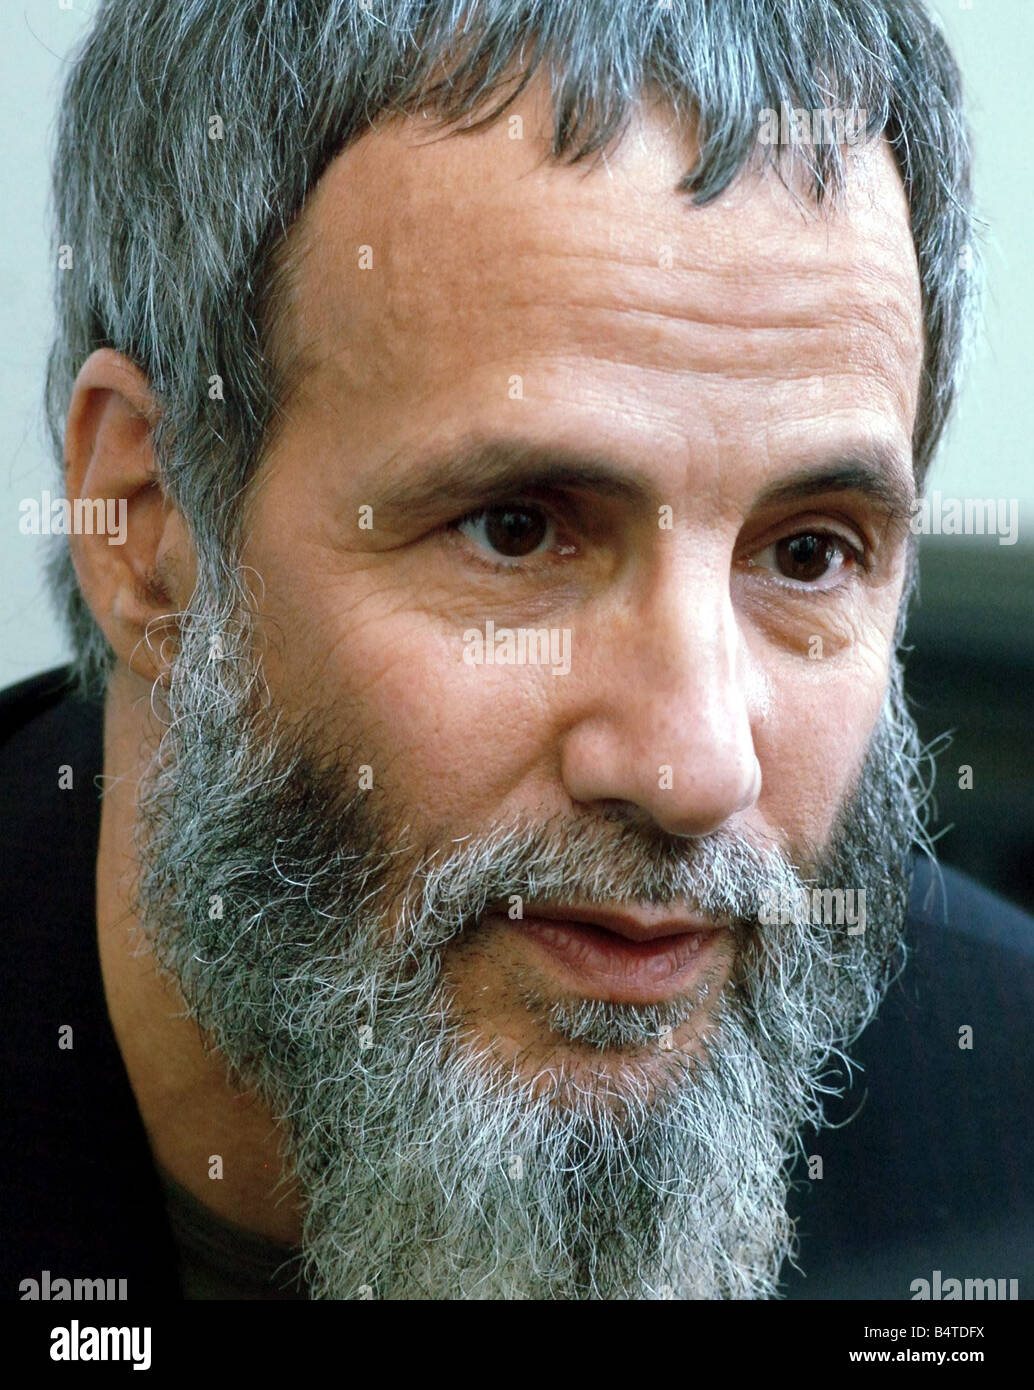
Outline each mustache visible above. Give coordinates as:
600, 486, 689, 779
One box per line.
389, 810, 813, 957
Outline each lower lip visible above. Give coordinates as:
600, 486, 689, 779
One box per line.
497, 915, 726, 1004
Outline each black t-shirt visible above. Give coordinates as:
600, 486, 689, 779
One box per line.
2, 667, 1032, 1300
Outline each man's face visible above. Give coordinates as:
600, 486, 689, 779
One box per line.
137, 80, 926, 1299
241, 85, 921, 1073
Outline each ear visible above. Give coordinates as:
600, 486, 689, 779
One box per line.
64, 348, 196, 685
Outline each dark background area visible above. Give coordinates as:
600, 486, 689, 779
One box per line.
904, 538, 1032, 913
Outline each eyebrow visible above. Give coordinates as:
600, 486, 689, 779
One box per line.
752, 455, 917, 524
373, 437, 650, 523
371, 435, 916, 525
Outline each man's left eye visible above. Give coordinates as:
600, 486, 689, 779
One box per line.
750, 531, 861, 589
456, 504, 558, 564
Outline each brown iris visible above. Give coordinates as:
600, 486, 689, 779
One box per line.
482, 505, 549, 558
774, 533, 838, 582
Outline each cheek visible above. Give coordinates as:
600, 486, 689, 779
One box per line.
755, 636, 891, 853
266, 594, 554, 832
365, 663, 544, 828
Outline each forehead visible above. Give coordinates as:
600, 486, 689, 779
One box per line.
282, 78, 923, 466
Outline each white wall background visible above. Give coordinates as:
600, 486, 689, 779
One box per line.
1, 0, 1029, 687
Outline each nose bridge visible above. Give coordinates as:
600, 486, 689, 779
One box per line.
560, 566, 761, 836
636, 568, 737, 713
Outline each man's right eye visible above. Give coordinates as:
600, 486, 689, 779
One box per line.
455, 504, 558, 565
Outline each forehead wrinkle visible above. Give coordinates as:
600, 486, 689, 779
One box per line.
306, 236, 917, 387
501, 262, 919, 361
278, 105, 921, 436
296, 252, 919, 415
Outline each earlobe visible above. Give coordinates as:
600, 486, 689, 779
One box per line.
64, 348, 196, 685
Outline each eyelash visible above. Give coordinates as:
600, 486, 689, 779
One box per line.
449, 503, 870, 588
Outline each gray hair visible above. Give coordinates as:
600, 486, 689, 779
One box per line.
45, 0, 978, 697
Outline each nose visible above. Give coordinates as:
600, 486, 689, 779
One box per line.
559, 579, 762, 838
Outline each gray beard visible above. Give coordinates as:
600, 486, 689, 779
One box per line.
135, 598, 927, 1300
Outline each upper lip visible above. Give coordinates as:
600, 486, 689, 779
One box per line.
512, 903, 725, 943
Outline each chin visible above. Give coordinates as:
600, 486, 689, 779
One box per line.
448, 1000, 721, 1117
